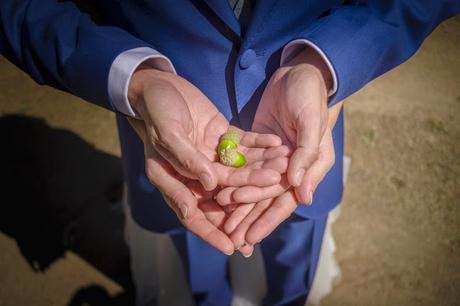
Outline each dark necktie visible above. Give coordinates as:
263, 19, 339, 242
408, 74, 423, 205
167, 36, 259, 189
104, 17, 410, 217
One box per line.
228, 0, 254, 35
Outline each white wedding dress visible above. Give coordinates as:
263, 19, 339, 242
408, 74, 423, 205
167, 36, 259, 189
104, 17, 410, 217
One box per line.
124, 157, 350, 306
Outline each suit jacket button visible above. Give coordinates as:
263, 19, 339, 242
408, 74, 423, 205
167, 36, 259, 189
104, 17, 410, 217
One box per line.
239, 49, 256, 69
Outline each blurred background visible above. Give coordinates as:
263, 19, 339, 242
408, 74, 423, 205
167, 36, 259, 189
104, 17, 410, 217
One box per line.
0, 14, 459, 306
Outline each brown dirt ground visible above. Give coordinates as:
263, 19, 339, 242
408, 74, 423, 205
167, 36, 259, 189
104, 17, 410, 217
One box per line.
0, 14, 459, 306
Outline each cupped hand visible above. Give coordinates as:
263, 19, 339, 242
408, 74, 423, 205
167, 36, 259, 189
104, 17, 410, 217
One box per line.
127, 67, 289, 254
251, 46, 334, 203
216, 46, 336, 208
128, 117, 288, 255
129, 66, 283, 192
221, 91, 342, 258
228, 124, 337, 257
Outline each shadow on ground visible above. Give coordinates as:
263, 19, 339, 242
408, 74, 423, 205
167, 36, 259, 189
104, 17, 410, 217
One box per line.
0, 115, 134, 306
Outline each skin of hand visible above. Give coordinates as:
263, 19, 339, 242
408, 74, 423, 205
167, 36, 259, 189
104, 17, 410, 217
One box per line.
252, 46, 333, 204
128, 65, 286, 195
229, 101, 343, 257
216, 46, 334, 207
215, 46, 340, 256
127, 117, 289, 255
127, 67, 290, 254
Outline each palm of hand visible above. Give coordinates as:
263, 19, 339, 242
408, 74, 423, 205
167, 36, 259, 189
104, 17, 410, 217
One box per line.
141, 73, 284, 188
217, 65, 334, 251
145, 141, 289, 255
129, 73, 289, 255
253, 65, 328, 150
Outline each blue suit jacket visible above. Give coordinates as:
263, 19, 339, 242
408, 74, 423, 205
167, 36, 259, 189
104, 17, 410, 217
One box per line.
1, 0, 458, 233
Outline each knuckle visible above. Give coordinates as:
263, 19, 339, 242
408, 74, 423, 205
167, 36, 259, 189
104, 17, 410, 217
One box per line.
181, 157, 195, 171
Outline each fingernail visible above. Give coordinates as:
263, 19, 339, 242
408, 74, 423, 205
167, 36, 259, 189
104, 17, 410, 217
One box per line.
179, 204, 188, 219
225, 250, 234, 256
309, 191, 314, 205
295, 169, 305, 186
200, 172, 212, 190
243, 250, 253, 258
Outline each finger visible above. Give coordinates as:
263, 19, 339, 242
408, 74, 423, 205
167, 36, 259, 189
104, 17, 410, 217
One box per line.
215, 163, 281, 187
217, 183, 283, 206
147, 150, 228, 252
295, 131, 335, 204
216, 157, 289, 206
215, 187, 237, 206
157, 129, 218, 191
232, 176, 289, 204
182, 204, 235, 255
145, 148, 197, 219
224, 203, 256, 234
230, 199, 272, 249
245, 190, 298, 245
287, 110, 323, 187
199, 199, 229, 227
239, 130, 282, 148
238, 243, 254, 258
241, 145, 290, 164
261, 156, 289, 174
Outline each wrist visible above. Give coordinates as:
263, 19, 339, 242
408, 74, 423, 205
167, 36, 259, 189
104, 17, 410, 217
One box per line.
282, 46, 333, 91
128, 64, 173, 115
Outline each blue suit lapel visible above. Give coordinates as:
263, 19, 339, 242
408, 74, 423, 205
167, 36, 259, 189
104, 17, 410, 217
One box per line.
242, 0, 279, 46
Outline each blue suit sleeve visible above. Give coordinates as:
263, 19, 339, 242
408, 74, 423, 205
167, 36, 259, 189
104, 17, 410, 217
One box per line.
0, 0, 153, 111
297, 0, 460, 106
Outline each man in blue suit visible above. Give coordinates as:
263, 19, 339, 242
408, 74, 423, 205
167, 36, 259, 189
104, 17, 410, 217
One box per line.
1, 1, 458, 305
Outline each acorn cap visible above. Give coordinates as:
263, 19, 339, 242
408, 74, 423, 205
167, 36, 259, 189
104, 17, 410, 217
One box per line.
220, 130, 241, 145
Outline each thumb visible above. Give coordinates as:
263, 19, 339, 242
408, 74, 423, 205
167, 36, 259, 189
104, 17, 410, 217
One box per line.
145, 146, 198, 219
287, 119, 321, 187
294, 130, 335, 204
287, 100, 329, 187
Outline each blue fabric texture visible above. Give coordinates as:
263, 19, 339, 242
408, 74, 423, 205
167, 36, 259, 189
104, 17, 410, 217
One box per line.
1, 1, 458, 304
1, 0, 457, 231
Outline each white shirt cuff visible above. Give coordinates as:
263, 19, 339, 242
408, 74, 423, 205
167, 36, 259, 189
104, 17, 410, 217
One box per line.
108, 47, 176, 118
280, 39, 338, 96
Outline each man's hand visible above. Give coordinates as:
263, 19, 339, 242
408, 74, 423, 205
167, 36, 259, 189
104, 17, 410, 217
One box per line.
251, 46, 334, 204
228, 102, 342, 257
129, 67, 283, 191
216, 46, 334, 207
129, 65, 225, 192
128, 116, 288, 255
214, 44, 340, 256
127, 67, 288, 254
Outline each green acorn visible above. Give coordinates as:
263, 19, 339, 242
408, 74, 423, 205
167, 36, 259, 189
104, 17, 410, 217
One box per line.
218, 138, 237, 153
218, 131, 247, 168
219, 147, 247, 168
